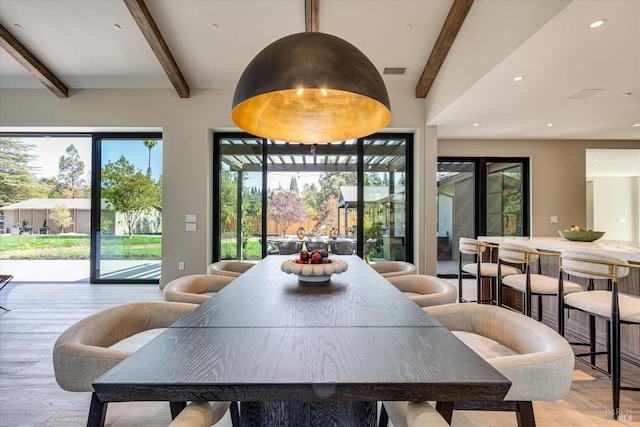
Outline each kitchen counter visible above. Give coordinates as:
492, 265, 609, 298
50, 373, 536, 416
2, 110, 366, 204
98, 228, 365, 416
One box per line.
478, 236, 640, 263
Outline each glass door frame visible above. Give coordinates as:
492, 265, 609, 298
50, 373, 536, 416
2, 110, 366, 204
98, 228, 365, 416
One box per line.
213, 133, 413, 263
90, 132, 162, 284
437, 156, 530, 238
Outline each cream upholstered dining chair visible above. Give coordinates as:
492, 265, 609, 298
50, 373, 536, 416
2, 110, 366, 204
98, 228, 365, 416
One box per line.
458, 237, 520, 304
164, 274, 234, 304
370, 261, 417, 278
52, 302, 232, 426
380, 401, 449, 427
207, 260, 254, 277
497, 242, 582, 322
168, 401, 231, 427
557, 250, 640, 420
382, 303, 574, 427
386, 275, 457, 307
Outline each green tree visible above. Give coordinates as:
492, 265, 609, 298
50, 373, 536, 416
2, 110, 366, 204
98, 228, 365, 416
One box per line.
0, 137, 40, 206
143, 139, 159, 177
220, 169, 238, 233
58, 144, 88, 198
316, 172, 357, 206
101, 156, 161, 237
289, 176, 299, 193
50, 203, 74, 233
39, 176, 65, 198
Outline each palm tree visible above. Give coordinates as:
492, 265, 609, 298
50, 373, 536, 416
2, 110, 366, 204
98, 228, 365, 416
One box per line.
143, 139, 158, 177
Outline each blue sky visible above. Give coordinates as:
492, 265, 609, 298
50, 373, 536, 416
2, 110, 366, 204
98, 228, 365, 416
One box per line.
21, 136, 163, 182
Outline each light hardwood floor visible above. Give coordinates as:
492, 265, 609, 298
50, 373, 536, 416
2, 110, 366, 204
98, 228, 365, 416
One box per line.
0, 281, 638, 426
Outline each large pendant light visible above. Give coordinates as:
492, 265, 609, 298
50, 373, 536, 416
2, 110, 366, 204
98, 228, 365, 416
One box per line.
232, 32, 391, 144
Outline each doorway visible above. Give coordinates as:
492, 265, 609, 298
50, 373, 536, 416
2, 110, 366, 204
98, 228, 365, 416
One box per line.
437, 157, 530, 276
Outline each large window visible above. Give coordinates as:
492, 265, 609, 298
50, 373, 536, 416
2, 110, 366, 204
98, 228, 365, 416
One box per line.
213, 133, 413, 263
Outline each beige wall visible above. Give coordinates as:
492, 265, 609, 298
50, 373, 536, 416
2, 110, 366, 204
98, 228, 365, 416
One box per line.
438, 139, 640, 237
3, 88, 638, 284
0, 88, 426, 284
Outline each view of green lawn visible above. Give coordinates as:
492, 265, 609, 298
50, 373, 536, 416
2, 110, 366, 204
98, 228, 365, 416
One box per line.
0, 235, 161, 260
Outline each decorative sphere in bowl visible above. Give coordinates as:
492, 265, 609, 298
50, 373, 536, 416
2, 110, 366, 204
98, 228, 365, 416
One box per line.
281, 258, 348, 283
558, 230, 605, 242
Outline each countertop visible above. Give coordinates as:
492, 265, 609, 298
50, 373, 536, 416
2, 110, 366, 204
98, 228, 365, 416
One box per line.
478, 236, 640, 263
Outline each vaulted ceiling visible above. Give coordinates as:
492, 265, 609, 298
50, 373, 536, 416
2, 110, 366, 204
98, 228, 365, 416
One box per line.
0, 0, 638, 140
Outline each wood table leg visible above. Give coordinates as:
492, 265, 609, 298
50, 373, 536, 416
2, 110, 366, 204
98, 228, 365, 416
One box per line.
87, 392, 107, 427
170, 401, 187, 419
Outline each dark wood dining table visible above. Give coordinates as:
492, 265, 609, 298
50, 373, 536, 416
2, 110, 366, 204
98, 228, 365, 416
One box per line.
93, 255, 511, 426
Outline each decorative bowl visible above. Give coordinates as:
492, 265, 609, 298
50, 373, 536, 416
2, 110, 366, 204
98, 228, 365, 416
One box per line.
281, 258, 348, 284
558, 230, 605, 242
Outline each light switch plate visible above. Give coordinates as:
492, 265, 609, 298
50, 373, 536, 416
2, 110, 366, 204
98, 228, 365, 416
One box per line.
186, 214, 197, 223
186, 223, 197, 232
550, 216, 558, 223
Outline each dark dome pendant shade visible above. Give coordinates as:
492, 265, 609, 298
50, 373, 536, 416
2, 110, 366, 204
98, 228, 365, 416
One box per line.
231, 32, 391, 144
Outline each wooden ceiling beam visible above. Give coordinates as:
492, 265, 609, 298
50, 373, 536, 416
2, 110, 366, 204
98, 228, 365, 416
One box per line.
305, 0, 320, 32
124, 0, 190, 98
415, 0, 474, 99
0, 23, 68, 98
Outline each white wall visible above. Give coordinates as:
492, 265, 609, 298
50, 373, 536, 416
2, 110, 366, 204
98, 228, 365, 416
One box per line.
591, 176, 640, 241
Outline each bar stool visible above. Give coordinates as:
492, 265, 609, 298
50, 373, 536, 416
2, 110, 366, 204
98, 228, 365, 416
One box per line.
458, 238, 520, 304
497, 242, 582, 322
557, 250, 640, 420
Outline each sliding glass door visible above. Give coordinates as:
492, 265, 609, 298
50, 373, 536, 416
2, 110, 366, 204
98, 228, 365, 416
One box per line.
213, 133, 412, 263
437, 158, 529, 276
91, 133, 162, 283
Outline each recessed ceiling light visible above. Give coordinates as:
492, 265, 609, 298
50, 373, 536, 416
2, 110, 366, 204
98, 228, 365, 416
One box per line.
622, 92, 633, 97
13, 23, 22, 29
633, 123, 640, 128
546, 123, 554, 127
406, 24, 413, 30
113, 24, 121, 31
473, 123, 480, 127
212, 23, 220, 30
589, 19, 607, 29
513, 76, 524, 82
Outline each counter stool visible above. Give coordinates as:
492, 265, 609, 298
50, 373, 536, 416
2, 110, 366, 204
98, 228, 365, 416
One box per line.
557, 250, 640, 420
458, 238, 520, 304
497, 242, 582, 322
386, 275, 457, 307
